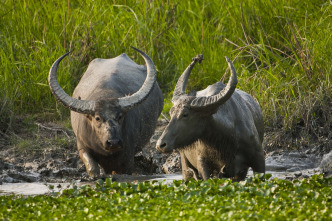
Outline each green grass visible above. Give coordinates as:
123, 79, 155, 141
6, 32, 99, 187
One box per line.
0, 0, 331, 143
1, 175, 331, 220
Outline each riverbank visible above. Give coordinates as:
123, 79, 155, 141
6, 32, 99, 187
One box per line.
0, 119, 330, 194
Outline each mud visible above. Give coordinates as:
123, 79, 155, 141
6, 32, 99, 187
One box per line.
0, 119, 331, 196
0, 120, 177, 184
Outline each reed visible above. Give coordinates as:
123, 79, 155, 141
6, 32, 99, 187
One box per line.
0, 0, 331, 143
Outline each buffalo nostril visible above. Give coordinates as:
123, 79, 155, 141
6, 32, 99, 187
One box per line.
159, 142, 166, 148
106, 139, 122, 148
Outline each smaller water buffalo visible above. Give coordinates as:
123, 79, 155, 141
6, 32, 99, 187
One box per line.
156, 55, 265, 181
49, 47, 163, 178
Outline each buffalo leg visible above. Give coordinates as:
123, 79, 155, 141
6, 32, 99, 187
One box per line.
234, 167, 249, 181
77, 142, 100, 178
180, 152, 199, 181
197, 157, 213, 181
250, 151, 265, 175
219, 164, 235, 179
219, 165, 232, 178
187, 168, 199, 180
220, 153, 249, 181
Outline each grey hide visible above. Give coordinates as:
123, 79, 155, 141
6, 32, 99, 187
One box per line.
49, 48, 163, 178
156, 55, 265, 181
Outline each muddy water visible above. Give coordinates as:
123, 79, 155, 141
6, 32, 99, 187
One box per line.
0, 151, 325, 196
0, 174, 183, 196
2, 119, 330, 196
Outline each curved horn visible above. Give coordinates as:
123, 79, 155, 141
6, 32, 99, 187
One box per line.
190, 56, 238, 110
172, 54, 204, 103
48, 53, 96, 114
118, 47, 157, 111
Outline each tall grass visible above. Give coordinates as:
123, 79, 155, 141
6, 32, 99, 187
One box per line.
0, 0, 331, 145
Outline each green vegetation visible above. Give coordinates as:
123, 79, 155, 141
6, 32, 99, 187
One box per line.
1, 2, 330, 218
0, 1, 331, 143
1, 175, 331, 220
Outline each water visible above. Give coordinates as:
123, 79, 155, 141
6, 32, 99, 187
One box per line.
0, 174, 183, 196
0, 183, 66, 196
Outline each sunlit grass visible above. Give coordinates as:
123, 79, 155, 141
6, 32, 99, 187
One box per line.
0, 0, 331, 143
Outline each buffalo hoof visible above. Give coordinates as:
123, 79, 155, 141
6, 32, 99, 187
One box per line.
87, 168, 100, 179
184, 167, 199, 181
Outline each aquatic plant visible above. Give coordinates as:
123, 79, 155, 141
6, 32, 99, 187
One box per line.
0, 174, 331, 220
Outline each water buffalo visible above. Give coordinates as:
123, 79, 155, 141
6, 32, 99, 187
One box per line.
156, 55, 265, 181
49, 47, 163, 178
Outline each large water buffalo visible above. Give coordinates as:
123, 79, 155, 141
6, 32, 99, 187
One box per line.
156, 55, 265, 181
49, 47, 163, 178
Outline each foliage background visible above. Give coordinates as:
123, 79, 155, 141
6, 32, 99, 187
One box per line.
0, 0, 331, 147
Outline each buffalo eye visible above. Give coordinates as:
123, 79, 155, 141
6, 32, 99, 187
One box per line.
182, 113, 188, 118
95, 116, 101, 122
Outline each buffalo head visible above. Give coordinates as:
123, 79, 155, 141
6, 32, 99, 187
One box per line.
49, 47, 156, 154
156, 55, 238, 153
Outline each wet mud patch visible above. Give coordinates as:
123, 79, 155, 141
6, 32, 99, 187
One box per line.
0, 119, 331, 195
0, 120, 178, 185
